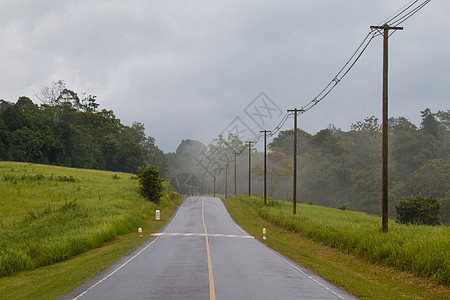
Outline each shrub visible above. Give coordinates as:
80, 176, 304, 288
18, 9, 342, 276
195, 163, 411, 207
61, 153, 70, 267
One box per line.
56, 175, 78, 182
232, 195, 449, 284
395, 194, 441, 225
137, 166, 163, 203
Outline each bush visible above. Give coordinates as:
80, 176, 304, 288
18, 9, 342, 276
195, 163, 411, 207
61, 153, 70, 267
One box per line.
137, 166, 163, 203
395, 194, 441, 225
231, 195, 449, 284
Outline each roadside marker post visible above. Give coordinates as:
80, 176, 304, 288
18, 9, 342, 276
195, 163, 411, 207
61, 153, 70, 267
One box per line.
156, 210, 160, 221
263, 228, 266, 240
138, 228, 143, 238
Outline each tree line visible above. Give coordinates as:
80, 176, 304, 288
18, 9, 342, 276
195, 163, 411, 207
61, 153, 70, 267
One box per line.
1, 82, 447, 223
167, 109, 449, 224
0, 81, 168, 176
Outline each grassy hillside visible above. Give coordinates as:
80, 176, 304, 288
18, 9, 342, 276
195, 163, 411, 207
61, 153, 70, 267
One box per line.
224, 195, 449, 299
0, 161, 178, 277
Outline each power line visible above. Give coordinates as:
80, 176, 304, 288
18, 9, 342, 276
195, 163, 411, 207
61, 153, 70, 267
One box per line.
268, 112, 290, 137
373, 0, 431, 37
390, 0, 431, 27
293, 0, 431, 121
380, 0, 419, 26
245, 0, 431, 148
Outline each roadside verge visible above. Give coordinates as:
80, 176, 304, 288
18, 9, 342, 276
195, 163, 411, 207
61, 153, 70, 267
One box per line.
0, 196, 183, 300
223, 196, 449, 299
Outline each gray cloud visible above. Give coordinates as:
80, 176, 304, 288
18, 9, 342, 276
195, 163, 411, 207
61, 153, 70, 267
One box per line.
0, 0, 448, 152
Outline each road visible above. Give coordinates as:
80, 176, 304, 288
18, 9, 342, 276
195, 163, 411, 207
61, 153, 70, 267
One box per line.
61, 197, 356, 299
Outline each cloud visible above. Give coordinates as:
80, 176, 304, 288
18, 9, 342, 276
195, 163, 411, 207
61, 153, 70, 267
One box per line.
0, 0, 448, 152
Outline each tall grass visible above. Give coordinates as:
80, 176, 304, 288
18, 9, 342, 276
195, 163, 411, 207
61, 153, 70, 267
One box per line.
0, 162, 178, 277
233, 195, 450, 285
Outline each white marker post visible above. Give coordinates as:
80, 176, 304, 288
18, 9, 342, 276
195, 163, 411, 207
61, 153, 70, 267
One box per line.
263, 228, 266, 240
138, 227, 143, 238
156, 210, 160, 221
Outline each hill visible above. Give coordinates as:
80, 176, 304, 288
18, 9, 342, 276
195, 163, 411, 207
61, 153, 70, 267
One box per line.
0, 161, 178, 277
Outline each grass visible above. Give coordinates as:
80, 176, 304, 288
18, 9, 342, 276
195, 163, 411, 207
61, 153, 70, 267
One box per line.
0, 195, 181, 299
0, 161, 180, 278
224, 194, 450, 299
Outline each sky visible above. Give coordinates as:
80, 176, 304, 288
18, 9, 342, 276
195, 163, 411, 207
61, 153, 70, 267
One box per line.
0, 0, 448, 153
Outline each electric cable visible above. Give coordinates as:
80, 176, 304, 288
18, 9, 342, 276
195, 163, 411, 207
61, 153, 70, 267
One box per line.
381, 0, 419, 26
240, 0, 431, 149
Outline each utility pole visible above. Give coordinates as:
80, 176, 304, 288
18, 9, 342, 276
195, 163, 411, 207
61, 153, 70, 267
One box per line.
213, 169, 216, 198
225, 163, 229, 199
260, 130, 271, 205
370, 24, 403, 233
233, 152, 238, 195
287, 108, 303, 214
247, 141, 253, 196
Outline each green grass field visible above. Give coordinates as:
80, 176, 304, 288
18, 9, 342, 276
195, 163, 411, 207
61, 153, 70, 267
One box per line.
240, 195, 449, 284
224, 195, 449, 299
0, 161, 179, 278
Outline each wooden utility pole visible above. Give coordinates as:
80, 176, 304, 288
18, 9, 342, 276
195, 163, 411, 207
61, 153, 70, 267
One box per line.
233, 152, 238, 195
225, 163, 229, 199
287, 108, 303, 214
260, 130, 271, 205
247, 141, 253, 196
370, 24, 403, 232
213, 169, 216, 198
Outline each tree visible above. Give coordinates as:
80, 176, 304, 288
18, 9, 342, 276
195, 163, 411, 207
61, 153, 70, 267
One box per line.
0, 87, 166, 175
208, 133, 245, 167
11, 127, 48, 163
421, 108, 440, 138
143, 136, 168, 178
351, 116, 381, 132
395, 195, 441, 225
409, 159, 450, 198
137, 166, 163, 203
1, 105, 28, 132
167, 140, 206, 174
253, 146, 292, 197
34, 80, 66, 105
0, 119, 11, 160
270, 129, 311, 157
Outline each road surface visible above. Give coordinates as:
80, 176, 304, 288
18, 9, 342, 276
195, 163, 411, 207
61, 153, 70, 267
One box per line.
61, 197, 356, 299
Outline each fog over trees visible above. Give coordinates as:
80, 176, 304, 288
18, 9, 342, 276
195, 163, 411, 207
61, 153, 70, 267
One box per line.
1, 82, 447, 224
167, 110, 449, 224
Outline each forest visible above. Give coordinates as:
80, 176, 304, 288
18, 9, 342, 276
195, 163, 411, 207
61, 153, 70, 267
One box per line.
167, 110, 449, 224
0, 81, 167, 176
1, 82, 448, 224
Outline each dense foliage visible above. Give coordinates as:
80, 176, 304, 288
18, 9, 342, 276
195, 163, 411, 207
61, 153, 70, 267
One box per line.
395, 195, 441, 225
168, 109, 449, 224
269, 110, 449, 223
0, 82, 167, 176
137, 166, 164, 203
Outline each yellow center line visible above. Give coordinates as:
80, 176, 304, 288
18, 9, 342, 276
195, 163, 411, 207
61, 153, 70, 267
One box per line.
202, 197, 216, 300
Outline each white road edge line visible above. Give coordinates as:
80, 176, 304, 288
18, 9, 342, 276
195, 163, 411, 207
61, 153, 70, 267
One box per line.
218, 197, 347, 299
260, 242, 346, 300
282, 255, 345, 299
217, 198, 249, 236
71, 197, 186, 300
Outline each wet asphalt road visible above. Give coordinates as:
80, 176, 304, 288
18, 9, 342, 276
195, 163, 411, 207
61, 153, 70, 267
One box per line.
61, 197, 356, 299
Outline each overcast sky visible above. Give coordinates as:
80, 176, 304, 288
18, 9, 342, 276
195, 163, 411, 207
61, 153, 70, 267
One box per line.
1, 0, 448, 152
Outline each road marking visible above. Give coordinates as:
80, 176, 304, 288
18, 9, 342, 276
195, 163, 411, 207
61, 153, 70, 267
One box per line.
257, 241, 346, 299
150, 232, 255, 239
71, 198, 185, 300
202, 197, 216, 300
